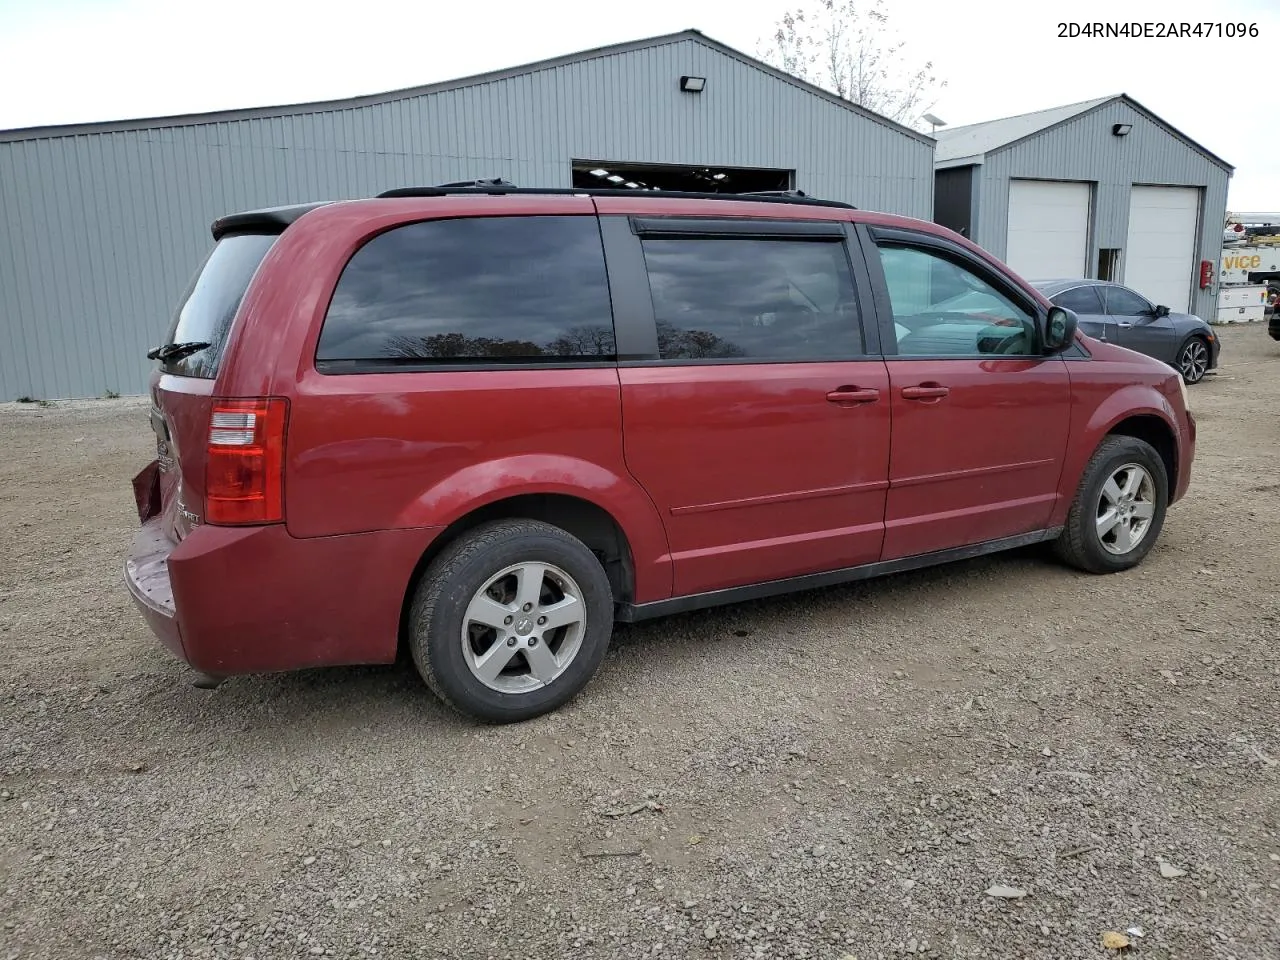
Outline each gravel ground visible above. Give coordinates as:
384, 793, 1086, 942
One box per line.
2, 324, 1278, 960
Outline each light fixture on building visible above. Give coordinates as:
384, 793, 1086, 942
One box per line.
1112, 123, 1133, 136
680, 75, 706, 93
589, 168, 609, 177
922, 112, 947, 134
606, 174, 625, 183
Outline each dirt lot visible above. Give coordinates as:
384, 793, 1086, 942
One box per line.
1, 325, 1278, 960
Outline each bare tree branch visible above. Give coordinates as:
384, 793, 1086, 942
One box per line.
759, 0, 946, 128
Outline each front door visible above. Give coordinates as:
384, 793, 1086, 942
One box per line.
1104, 283, 1178, 365
613, 218, 891, 597
865, 230, 1073, 561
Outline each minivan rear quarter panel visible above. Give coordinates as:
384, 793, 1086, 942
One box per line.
220, 197, 676, 605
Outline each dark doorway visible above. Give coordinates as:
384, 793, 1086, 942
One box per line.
571, 160, 793, 194
1098, 248, 1121, 281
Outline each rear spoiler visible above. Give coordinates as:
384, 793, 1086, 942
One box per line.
211, 201, 333, 241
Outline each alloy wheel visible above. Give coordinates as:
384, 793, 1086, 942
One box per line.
460, 562, 586, 693
1179, 339, 1208, 383
1095, 462, 1157, 555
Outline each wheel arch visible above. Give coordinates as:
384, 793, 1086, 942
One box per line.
1105, 413, 1177, 488
397, 493, 638, 656
1051, 391, 1181, 530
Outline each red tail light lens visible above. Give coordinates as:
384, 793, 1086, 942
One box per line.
205, 398, 287, 525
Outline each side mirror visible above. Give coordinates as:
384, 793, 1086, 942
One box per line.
1043, 306, 1078, 354
1154, 304, 1170, 318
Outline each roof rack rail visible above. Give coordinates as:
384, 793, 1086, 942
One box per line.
375, 181, 855, 209
379, 178, 518, 198
737, 189, 811, 199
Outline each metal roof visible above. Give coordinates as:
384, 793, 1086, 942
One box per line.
934, 94, 1232, 172
0, 29, 932, 145
934, 97, 1111, 164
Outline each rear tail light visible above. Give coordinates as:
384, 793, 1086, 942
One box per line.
205, 398, 287, 525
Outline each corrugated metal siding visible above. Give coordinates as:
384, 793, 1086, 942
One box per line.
933, 166, 974, 238
970, 99, 1229, 321
0, 37, 933, 399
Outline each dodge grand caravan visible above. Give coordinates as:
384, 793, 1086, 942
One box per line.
125, 182, 1196, 723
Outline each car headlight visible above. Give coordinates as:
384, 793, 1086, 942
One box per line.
1175, 368, 1189, 410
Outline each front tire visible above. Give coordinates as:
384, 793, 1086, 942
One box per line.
1053, 436, 1169, 574
1176, 336, 1210, 385
407, 519, 614, 723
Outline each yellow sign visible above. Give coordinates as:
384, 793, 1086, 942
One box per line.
1222, 253, 1262, 270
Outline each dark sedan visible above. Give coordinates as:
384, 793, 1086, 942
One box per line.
1031, 279, 1220, 384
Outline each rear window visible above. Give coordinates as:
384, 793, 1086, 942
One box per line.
162, 233, 276, 378
640, 237, 862, 361
315, 215, 615, 367
1051, 285, 1105, 314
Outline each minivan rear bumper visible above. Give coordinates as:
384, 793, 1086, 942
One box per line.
123, 518, 442, 676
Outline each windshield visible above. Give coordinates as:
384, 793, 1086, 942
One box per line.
161, 233, 277, 378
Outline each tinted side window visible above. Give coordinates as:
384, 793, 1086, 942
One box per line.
1051, 285, 1105, 314
316, 216, 615, 364
1103, 286, 1152, 316
876, 244, 1038, 357
640, 238, 862, 361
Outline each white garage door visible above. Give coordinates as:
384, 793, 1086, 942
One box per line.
1124, 186, 1200, 313
1005, 180, 1091, 281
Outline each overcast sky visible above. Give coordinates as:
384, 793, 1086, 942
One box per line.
0, 0, 1275, 209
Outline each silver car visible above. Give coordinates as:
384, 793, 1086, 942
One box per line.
1031, 279, 1220, 385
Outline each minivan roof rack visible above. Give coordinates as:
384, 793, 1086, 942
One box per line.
375, 181, 856, 209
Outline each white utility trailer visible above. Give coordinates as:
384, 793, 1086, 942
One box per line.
1217, 213, 1280, 324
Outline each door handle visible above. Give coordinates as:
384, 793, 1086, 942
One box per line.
901, 383, 950, 400
826, 387, 880, 405
1117, 321, 1134, 328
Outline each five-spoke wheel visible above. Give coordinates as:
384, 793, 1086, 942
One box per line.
1054, 435, 1169, 574
1095, 463, 1157, 556
407, 519, 613, 723
462, 562, 586, 693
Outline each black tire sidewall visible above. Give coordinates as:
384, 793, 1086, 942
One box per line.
1073, 438, 1169, 573
416, 526, 613, 722
1178, 336, 1208, 384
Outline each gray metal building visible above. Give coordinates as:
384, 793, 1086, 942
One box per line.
0, 29, 934, 400
934, 94, 1232, 321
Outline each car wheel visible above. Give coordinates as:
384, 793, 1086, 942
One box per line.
407, 519, 614, 723
1053, 435, 1169, 574
1176, 336, 1210, 384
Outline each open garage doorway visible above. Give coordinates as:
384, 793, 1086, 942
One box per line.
572, 160, 793, 194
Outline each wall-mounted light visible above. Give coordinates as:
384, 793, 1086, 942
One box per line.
680, 75, 706, 93
1112, 123, 1133, 136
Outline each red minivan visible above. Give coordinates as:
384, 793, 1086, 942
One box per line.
125, 183, 1196, 722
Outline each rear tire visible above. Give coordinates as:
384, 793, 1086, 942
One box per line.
407, 519, 614, 723
1053, 436, 1168, 574
1176, 335, 1210, 385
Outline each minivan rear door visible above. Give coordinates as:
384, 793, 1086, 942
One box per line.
603, 213, 892, 598
146, 231, 278, 541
